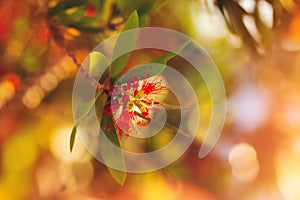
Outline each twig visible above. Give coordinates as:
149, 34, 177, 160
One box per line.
65, 48, 106, 92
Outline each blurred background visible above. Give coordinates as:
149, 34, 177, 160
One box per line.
1, 0, 300, 199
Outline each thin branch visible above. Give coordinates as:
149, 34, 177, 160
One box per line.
65, 48, 106, 92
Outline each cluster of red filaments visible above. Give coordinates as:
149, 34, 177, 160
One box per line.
103, 76, 167, 138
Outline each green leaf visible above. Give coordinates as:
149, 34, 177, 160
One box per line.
110, 10, 139, 85
218, 0, 259, 53
52, 0, 113, 30
57, 7, 86, 26
70, 126, 77, 152
115, 0, 156, 15
89, 52, 109, 79
117, 40, 191, 84
150, 40, 191, 64
70, 92, 103, 152
95, 92, 108, 124
107, 167, 127, 185
97, 0, 114, 24
67, 18, 106, 31
48, 0, 86, 16
100, 114, 126, 185
75, 93, 100, 122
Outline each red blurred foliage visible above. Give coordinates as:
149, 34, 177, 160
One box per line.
0, 1, 14, 41
85, 4, 97, 18
4, 73, 21, 92
36, 20, 51, 41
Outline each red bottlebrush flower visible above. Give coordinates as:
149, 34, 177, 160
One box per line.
102, 75, 167, 139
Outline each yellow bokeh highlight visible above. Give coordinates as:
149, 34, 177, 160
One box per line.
228, 143, 260, 182
22, 86, 43, 109
276, 149, 300, 200
40, 72, 59, 92
2, 132, 38, 172
50, 126, 90, 163
134, 173, 178, 200
0, 185, 12, 200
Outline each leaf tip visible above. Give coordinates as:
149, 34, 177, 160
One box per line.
107, 167, 127, 185
70, 126, 77, 153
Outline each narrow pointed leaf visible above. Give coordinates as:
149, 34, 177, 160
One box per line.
70, 92, 103, 152
75, 92, 102, 122
70, 126, 77, 153
117, 40, 191, 84
107, 167, 127, 185
48, 0, 86, 16
89, 52, 109, 79
95, 93, 108, 124
99, 114, 126, 185
150, 40, 191, 65
221, 0, 258, 53
110, 10, 139, 84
